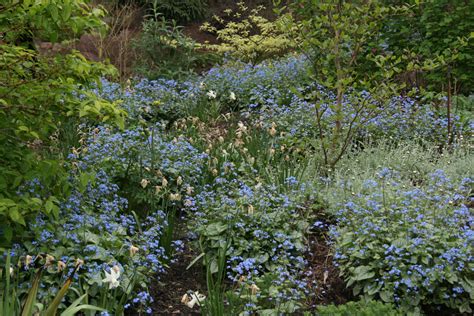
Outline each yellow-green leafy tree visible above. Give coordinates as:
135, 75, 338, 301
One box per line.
200, 2, 298, 64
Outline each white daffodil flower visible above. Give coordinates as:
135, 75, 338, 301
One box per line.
182, 291, 206, 308
102, 266, 120, 289
229, 91, 236, 100
206, 90, 217, 99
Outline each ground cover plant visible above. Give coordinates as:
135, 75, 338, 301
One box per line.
1, 0, 473, 315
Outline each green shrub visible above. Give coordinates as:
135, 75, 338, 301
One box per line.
317, 300, 402, 316
132, 15, 214, 79
0, 0, 125, 247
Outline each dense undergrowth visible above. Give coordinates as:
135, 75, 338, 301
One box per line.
1, 0, 473, 315
3, 55, 473, 315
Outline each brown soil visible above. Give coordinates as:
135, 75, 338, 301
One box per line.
303, 227, 351, 310
150, 243, 206, 315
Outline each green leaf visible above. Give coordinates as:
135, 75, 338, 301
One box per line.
379, 290, 391, 302
352, 265, 375, 281
2, 226, 13, 242
21, 268, 43, 316
204, 222, 227, 236
9, 208, 26, 226
210, 259, 218, 274
61, 305, 105, 316
186, 252, 205, 270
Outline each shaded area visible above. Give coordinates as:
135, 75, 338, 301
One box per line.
150, 243, 206, 315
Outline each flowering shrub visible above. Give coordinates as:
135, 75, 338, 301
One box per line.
330, 169, 474, 313
185, 168, 311, 313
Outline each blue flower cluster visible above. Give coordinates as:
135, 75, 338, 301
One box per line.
186, 173, 311, 312
330, 169, 473, 313
10, 118, 211, 313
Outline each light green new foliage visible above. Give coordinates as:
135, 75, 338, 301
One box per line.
200, 2, 298, 64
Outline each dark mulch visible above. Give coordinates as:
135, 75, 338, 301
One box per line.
150, 243, 207, 315
303, 231, 351, 311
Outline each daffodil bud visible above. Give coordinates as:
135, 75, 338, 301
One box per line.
155, 185, 162, 194
249, 283, 260, 295
162, 177, 168, 187
177, 176, 183, 186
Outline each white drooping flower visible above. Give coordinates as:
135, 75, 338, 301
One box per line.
45, 254, 55, 267
129, 245, 139, 257
229, 91, 236, 100
25, 255, 33, 268
169, 193, 182, 201
206, 90, 217, 99
57, 260, 66, 272
186, 186, 194, 195
249, 283, 260, 295
181, 291, 206, 308
247, 204, 254, 215
102, 266, 121, 289
140, 179, 149, 188
75, 258, 84, 268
